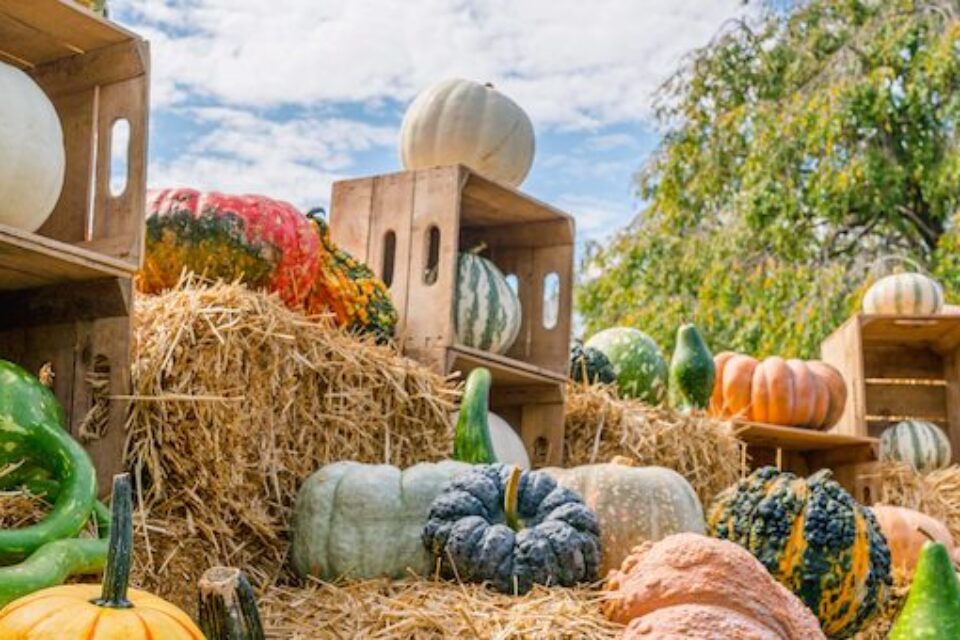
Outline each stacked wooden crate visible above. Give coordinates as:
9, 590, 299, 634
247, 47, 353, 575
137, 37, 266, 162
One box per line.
330, 165, 574, 466
0, 0, 149, 491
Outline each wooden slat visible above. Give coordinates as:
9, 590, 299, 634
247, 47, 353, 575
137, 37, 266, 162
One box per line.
734, 420, 878, 451
461, 219, 575, 250
862, 344, 944, 380
944, 352, 960, 464
91, 74, 148, 263
447, 345, 567, 387
860, 315, 960, 351
38, 87, 97, 244
0, 0, 132, 57
0, 223, 134, 290
820, 315, 867, 437
31, 38, 147, 97
462, 170, 573, 230
329, 178, 375, 260
0, 277, 129, 329
0, 12, 77, 66
864, 383, 947, 422
367, 172, 415, 326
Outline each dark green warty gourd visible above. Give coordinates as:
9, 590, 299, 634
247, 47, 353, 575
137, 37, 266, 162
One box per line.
707, 466, 891, 639
422, 464, 601, 594
569, 342, 617, 385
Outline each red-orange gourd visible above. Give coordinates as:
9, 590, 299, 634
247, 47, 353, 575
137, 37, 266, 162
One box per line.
870, 505, 956, 575
709, 353, 846, 429
605, 533, 825, 639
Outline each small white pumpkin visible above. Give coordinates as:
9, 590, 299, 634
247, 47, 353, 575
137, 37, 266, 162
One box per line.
880, 419, 952, 472
0, 61, 65, 232
450, 409, 530, 469
862, 272, 944, 315
400, 79, 535, 187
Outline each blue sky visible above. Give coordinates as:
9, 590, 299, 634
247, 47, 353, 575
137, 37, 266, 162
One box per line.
115, 0, 753, 243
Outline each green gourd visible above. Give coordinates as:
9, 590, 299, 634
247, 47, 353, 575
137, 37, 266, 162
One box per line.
0, 360, 109, 605
668, 323, 715, 411
890, 540, 960, 639
452, 368, 497, 464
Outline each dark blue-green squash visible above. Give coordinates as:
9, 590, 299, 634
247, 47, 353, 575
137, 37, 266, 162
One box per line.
422, 464, 601, 594
569, 342, 616, 385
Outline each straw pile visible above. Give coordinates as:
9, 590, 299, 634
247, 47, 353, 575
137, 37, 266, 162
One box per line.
563, 383, 741, 504
877, 461, 960, 543
258, 578, 622, 639
124, 278, 457, 609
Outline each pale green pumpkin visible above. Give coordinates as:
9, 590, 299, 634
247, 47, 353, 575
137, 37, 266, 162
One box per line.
290, 461, 471, 581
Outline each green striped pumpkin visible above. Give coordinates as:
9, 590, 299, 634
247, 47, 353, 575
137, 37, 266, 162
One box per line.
880, 420, 952, 472
454, 253, 522, 354
863, 272, 944, 315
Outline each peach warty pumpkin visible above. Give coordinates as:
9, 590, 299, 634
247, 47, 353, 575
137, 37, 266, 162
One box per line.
708, 352, 847, 429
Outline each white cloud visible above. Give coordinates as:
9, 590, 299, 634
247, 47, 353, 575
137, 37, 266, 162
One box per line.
148, 107, 395, 208
554, 193, 635, 240
120, 0, 751, 128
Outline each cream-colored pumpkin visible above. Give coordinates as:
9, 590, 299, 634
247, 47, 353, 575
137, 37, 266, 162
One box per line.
0, 61, 65, 231
542, 457, 705, 575
450, 409, 530, 469
400, 79, 535, 187
863, 272, 944, 315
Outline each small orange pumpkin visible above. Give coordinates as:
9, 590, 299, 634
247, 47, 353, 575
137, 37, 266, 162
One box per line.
0, 475, 203, 639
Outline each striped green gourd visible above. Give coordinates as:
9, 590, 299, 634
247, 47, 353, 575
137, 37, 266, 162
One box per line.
880, 420, 952, 472
454, 252, 521, 355
863, 273, 944, 315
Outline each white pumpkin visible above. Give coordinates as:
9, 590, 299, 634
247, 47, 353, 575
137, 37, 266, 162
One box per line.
450, 409, 530, 469
542, 457, 706, 575
0, 61, 65, 232
863, 272, 943, 315
400, 79, 535, 187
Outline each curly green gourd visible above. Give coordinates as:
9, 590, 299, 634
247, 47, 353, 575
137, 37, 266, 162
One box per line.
0, 360, 109, 605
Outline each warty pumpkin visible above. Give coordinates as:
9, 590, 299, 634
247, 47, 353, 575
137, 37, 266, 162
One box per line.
605, 533, 825, 639
709, 352, 846, 429
0, 474, 204, 639
290, 460, 471, 581
400, 79, 535, 187
708, 466, 891, 638
542, 456, 705, 576
422, 464, 601, 594
0, 61, 65, 232
870, 505, 956, 576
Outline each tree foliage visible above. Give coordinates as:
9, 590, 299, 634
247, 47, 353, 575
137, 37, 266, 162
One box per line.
579, 0, 960, 358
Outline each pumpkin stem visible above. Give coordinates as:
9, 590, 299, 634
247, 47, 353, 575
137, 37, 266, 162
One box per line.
93, 473, 133, 609
484, 82, 495, 89
453, 368, 497, 464
504, 465, 523, 531
198, 566, 266, 640
467, 242, 488, 255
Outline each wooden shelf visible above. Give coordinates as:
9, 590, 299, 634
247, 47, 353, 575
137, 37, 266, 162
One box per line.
734, 420, 878, 452
0, 223, 135, 291
856, 314, 960, 353
446, 345, 567, 388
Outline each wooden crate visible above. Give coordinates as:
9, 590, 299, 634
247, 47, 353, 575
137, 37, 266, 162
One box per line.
735, 421, 881, 504
821, 314, 960, 463
0, 1, 150, 492
330, 165, 575, 466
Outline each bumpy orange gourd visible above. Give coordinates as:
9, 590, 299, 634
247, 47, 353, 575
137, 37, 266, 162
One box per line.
605, 533, 825, 639
709, 352, 846, 429
870, 505, 956, 576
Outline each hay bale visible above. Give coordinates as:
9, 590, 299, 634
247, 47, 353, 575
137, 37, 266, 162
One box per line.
259, 579, 623, 639
563, 383, 741, 504
125, 278, 457, 608
877, 461, 960, 543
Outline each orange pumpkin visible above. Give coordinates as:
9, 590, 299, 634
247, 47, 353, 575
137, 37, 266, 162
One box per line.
710, 353, 846, 429
870, 505, 956, 575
